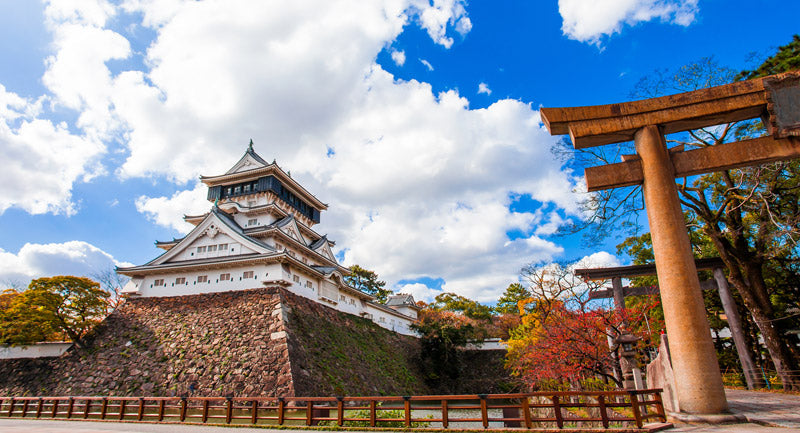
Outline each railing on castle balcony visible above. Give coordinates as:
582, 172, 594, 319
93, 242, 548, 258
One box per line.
0, 390, 667, 430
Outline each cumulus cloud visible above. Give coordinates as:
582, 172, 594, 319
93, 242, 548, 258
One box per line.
558, 0, 699, 44
0, 241, 130, 288
477, 82, 491, 95
135, 183, 210, 232
28, 0, 585, 301
0, 84, 104, 216
390, 49, 406, 66
397, 283, 441, 303
413, 0, 471, 48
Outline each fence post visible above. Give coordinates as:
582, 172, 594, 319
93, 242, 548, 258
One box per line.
551, 395, 563, 428
597, 395, 609, 428
277, 398, 285, 425
83, 399, 91, 419
180, 397, 187, 422
441, 399, 449, 429
158, 400, 165, 421
226, 397, 233, 424
629, 392, 643, 428
336, 397, 344, 427
653, 391, 667, 422
306, 401, 313, 426
21, 400, 29, 418
118, 399, 126, 420
369, 400, 377, 427
202, 400, 209, 423
100, 398, 108, 420
51, 399, 58, 418
479, 394, 489, 429
403, 396, 411, 427
138, 398, 145, 421
6, 398, 14, 417
521, 397, 532, 429
251, 400, 258, 424
36, 398, 43, 418
67, 397, 74, 419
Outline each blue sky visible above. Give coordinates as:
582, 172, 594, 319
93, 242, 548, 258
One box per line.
0, 0, 797, 302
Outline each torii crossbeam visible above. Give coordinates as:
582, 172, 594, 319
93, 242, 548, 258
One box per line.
541, 71, 800, 415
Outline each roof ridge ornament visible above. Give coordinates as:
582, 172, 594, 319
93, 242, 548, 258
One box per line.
248, 139, 254, 152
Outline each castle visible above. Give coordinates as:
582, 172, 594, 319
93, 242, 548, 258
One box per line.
118, 142, 418, 335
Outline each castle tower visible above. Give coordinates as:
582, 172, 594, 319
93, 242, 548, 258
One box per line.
117, 142, 418, 334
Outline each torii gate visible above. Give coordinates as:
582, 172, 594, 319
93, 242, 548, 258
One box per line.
541, 72, 800, 414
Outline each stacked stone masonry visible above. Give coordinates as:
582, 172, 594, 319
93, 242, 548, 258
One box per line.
0, 287, 512, 397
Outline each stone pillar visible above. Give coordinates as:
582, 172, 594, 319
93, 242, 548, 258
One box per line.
634, 125, 727, 414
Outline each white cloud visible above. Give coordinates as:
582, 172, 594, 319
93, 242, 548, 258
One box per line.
414, 0, 471, 48
0, 84, 104, 216
572, 251, 623, 270
477, 82, 491, 95
0, 241, 130, 288
135, 183, 210, 232
390, 49, 406, 66
397, 283, 441, 303
32, 0, 585, 302
558, 0, 699, 44
419, 58, 434, 71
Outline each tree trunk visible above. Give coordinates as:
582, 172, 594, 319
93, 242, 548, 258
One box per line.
701, 225, 799, 391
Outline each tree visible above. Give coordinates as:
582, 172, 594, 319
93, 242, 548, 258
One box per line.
558, 46, 800, 389
0, 288, 59, 346
0, 276, 110, 348
505, 261, 664, 390
345, 265, 392, 304
431, 292, 494, 321
411, 308, 480, 387
494, 283, 531, 315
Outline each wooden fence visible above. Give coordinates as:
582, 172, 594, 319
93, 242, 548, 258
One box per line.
0, 390, 667, 430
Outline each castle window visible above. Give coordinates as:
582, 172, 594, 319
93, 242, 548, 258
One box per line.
349, 299, 355, 305
305, 281, 313, 288
218, 243, 228, 250
340, 295, 346, 302
220, 273, 230, 281
153, 279, 164, 286
244, 184, 251, 192
234, 186, 241, 194
248, 218, 257, 226
175, 277, 186, 284
207, 245, 217, 252
226, 187, 232, 195
243, 271, 254, 279
197, 246, 206, 253
293, 275, 300, 283
197, 275, 208, 283
379, 317, 385, 323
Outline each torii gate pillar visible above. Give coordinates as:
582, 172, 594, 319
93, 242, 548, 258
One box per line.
635, 125, 726, 413
541, 71, 800, 415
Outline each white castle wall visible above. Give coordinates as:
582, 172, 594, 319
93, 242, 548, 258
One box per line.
123, 263, 417, 336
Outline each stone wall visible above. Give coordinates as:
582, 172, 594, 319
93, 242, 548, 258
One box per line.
0, 287, 513, 397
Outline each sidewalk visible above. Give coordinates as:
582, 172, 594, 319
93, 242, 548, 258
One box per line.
665, 388, 800, 432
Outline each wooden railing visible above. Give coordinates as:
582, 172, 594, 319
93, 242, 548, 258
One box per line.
0, 390, 667, 430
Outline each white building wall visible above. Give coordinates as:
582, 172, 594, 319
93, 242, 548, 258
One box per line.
123, 263, 417, 336
172, 234, 252, 262
0, 342, 73, 359
130, 263, 281, 297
